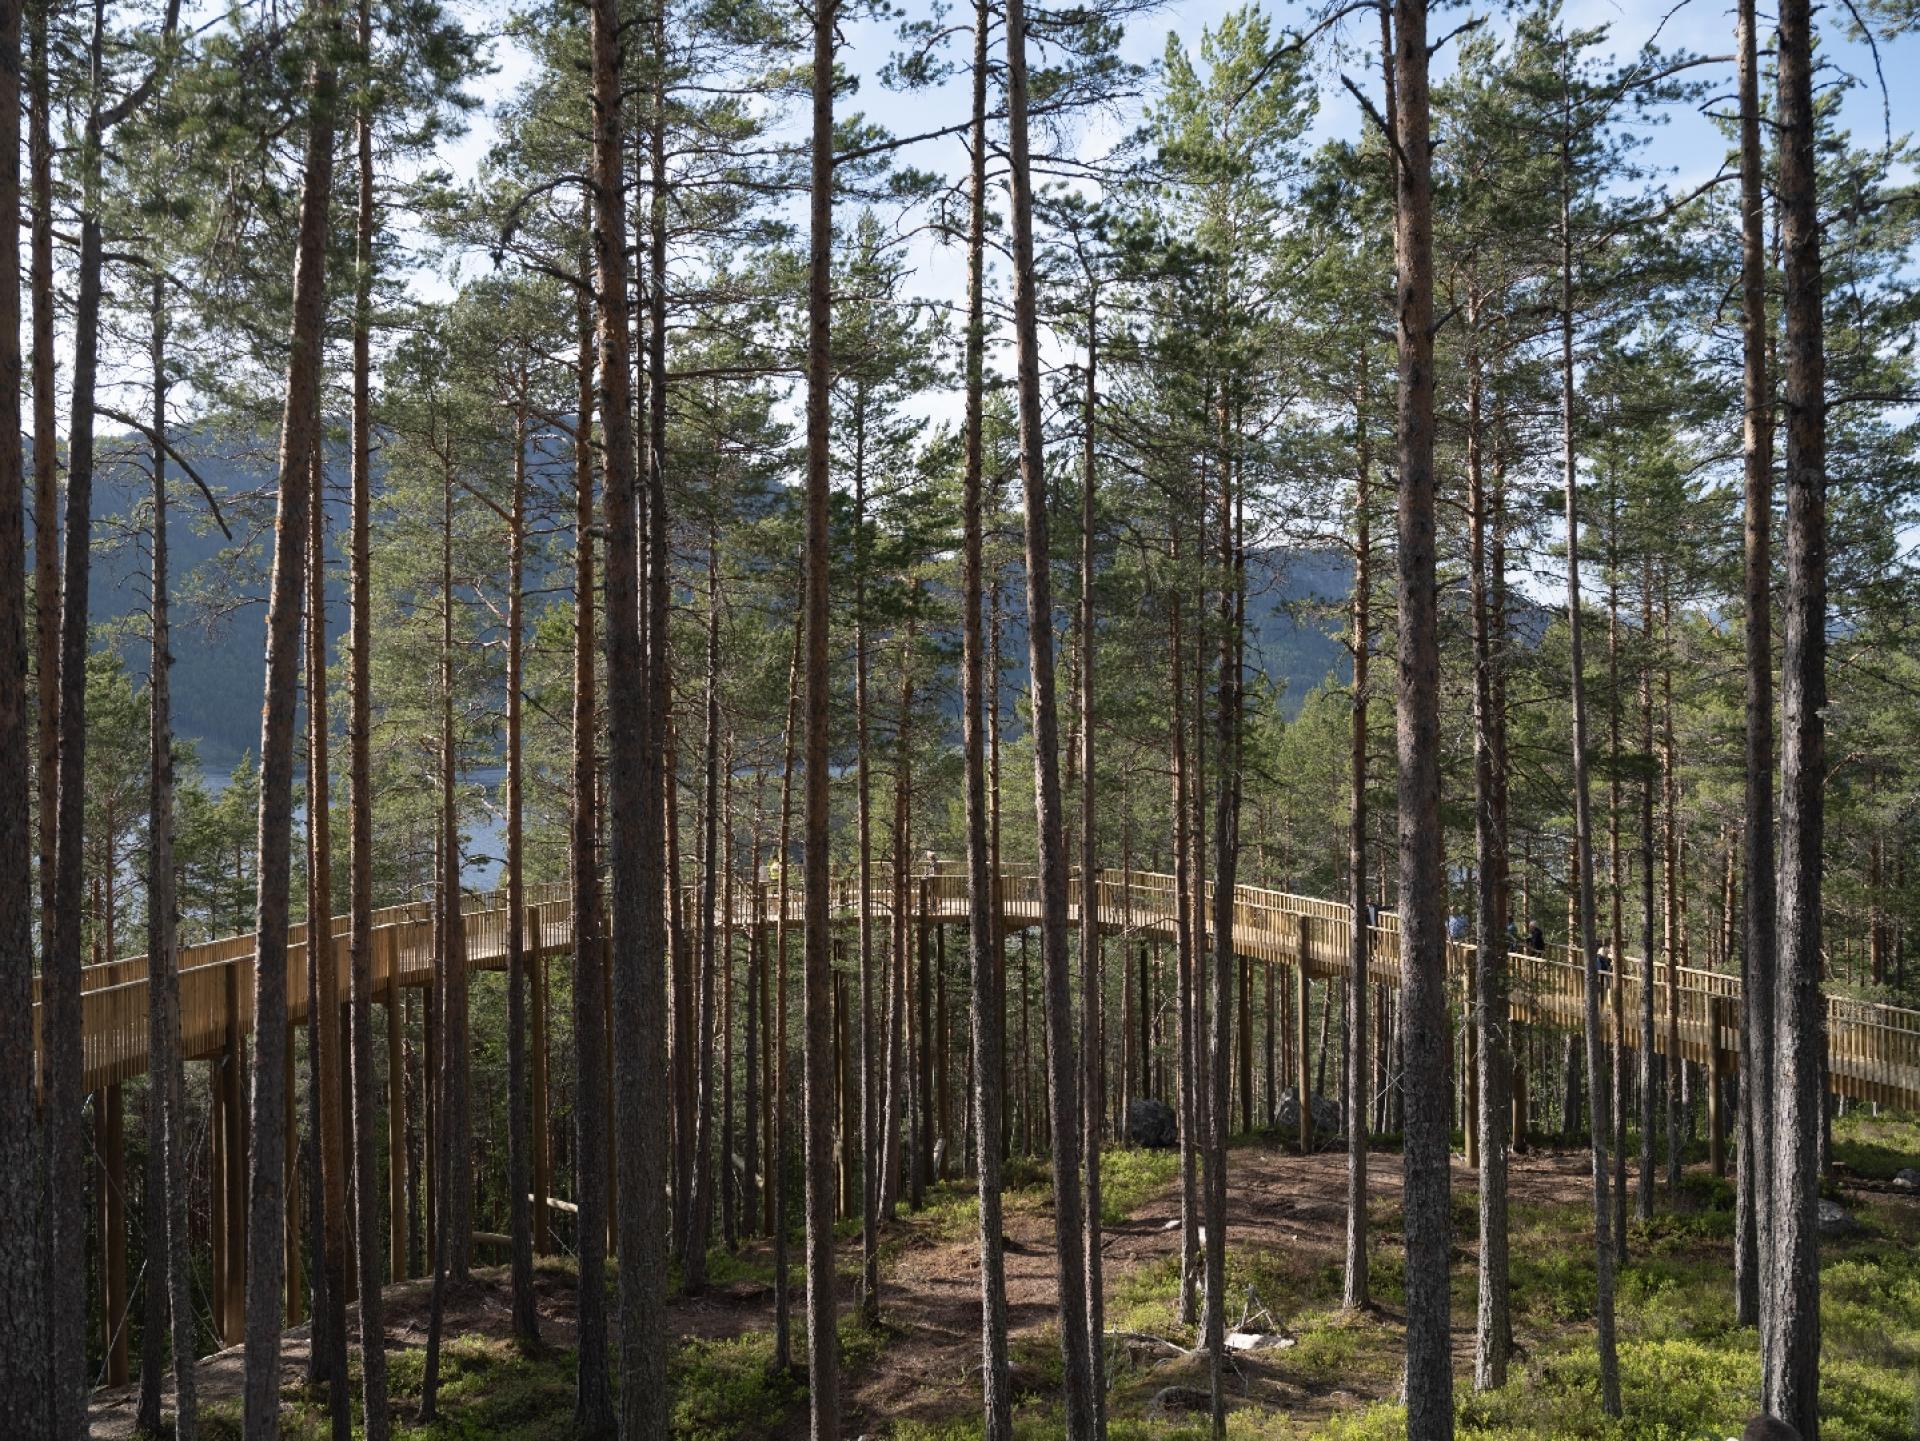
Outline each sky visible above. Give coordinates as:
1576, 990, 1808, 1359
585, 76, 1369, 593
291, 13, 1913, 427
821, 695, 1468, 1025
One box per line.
411, 0, 1918, 461
433, 0, 1920, 253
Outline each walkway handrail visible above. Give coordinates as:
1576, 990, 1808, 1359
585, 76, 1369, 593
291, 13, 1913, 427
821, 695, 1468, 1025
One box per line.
32, 867, 1920, 1109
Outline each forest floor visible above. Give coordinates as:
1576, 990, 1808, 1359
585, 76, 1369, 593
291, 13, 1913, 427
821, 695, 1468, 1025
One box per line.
88, 1113, 1920, 1440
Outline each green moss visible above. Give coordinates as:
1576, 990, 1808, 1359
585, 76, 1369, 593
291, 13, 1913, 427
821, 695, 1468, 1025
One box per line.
1100, 1147, 1181, 1225
1831, 1113, 1920, 1180
1110, 1248, 1186, 1337
669, 1332, 802, 1441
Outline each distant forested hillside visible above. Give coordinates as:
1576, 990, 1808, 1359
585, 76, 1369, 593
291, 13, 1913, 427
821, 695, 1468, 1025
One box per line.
67, 428, 1358, 768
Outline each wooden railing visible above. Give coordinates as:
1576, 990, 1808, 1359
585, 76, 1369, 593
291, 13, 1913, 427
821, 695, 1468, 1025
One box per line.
35, 867, 1920, 1110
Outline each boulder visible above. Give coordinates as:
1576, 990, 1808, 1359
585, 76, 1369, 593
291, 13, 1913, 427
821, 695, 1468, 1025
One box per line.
1817, 1198, 1853, 1238
1148, 1386, 1214, 1419
1273, 1088, 1343, 1146
1892, 1166, 1920, 1190
1128, 1096, 1179, 1149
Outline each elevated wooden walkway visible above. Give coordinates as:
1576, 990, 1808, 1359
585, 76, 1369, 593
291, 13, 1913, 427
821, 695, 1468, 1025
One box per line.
42, 866, 1920, 1109
44, 863, 1920, 1380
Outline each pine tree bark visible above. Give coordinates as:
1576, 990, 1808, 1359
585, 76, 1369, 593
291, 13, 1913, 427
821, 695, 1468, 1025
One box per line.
1205, 424, 1243, 1440
853, 401, 881, 1314
1170, 555, 1199, 1329
134, 276, 200, 1441
1005, 0, 1094, 1423
684, 533, 722, 1292
1765, 0, 1826, 1424
772, 612, 802, 1373
1638, 555, 1656, 1220
505, 394, 538, 1345
47, 10, 117, 1420
1468, 325, 1510, 1389
567, 226, 615, 1436
1732, 0, 1774, 1332
1558, 118, 1621, 1413
1077, 291, 1107, 1428
802, 0, 844, 1428
960, 0, 1012, 1416
639, 0, 676, 1308
592, 0, 671, 1422
0, 0, 42, 1413
306, 421, 351, 1441
29, 0, 55, 975
1660, 582, 1681, 1196
1604, 484, 1629, 1266
1388, 0, 1452, 1427
1344, 344, 1372, 1315
242, 20, 335, 1428
420, 437, 469, 1424
347, 2, 392, 1424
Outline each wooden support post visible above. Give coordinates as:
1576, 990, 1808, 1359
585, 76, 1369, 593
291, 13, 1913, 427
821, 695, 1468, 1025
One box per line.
936, 918, 950, 1180
603, 932, 617, 1257
386, 929, 408, 1281
222, 961, 248, 1346
834, 961, 851, 1215
916, 876, 933, 1201
1512, 1055, 1528, 1154
424, 976, 437, 1264
98, 1083, 128, 1385
284, 1021, 302, 1326
209, 1056, 228, 1346
531, 907, 551, 1256
1707, 995, 1726, 1178
1296, 916, 1313, 1153
1467, 1005, 1481, 1167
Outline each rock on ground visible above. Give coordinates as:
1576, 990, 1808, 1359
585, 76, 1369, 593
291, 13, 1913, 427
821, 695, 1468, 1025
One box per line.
1272, 1089, 1343, 1146
1128, 1096, 1178, 1149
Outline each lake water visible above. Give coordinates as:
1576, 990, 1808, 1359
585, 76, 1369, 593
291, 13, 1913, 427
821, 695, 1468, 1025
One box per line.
199, 762, 509, 893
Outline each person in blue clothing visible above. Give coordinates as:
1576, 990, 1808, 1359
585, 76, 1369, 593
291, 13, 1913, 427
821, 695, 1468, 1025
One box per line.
1447, 912, 1468, 943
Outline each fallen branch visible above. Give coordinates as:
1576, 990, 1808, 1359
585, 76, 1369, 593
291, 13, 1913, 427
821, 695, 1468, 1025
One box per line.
1107, 1330, 1196, 1357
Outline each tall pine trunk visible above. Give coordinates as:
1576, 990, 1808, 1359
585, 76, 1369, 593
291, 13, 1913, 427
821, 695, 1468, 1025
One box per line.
1558, 118, 1621, 1413
772, 613, 801, 1371
1468, 322, 1510, 1390
802, 0, 844, 1427
567, 228, 615, 1436
46, 9, 118, 1420
505, 396, 538, 1344
685, 534, 722, 1290
1343, 343, 1372, 1315
1389, 0, 1451, 1427
961, 0, 1012, 1418
1005, 0, 1095, 1422
243, 22, 336, 1428
591, 0, 672, 1421
1732, 0, 1774, 1332
347, 1, 393, 1424
0, 0, 42, 1412
306, 419, 350, 1440
1204, 423, 1243, 1440
1765, 0, 1826, 1424
1076, 291, 1106, 1429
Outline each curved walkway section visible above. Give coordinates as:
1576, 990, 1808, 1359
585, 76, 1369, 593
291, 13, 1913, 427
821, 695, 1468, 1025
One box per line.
38, 867, 1920, 1107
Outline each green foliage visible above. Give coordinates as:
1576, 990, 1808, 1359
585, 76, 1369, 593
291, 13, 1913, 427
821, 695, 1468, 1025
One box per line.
1100, 1147, 1180, 1225
669, 1332, 803, 1441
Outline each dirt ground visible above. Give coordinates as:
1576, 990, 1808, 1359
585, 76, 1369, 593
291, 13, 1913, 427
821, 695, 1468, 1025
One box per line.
812, 1144, 1599, 1436
88, 1143, 1601, 1439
